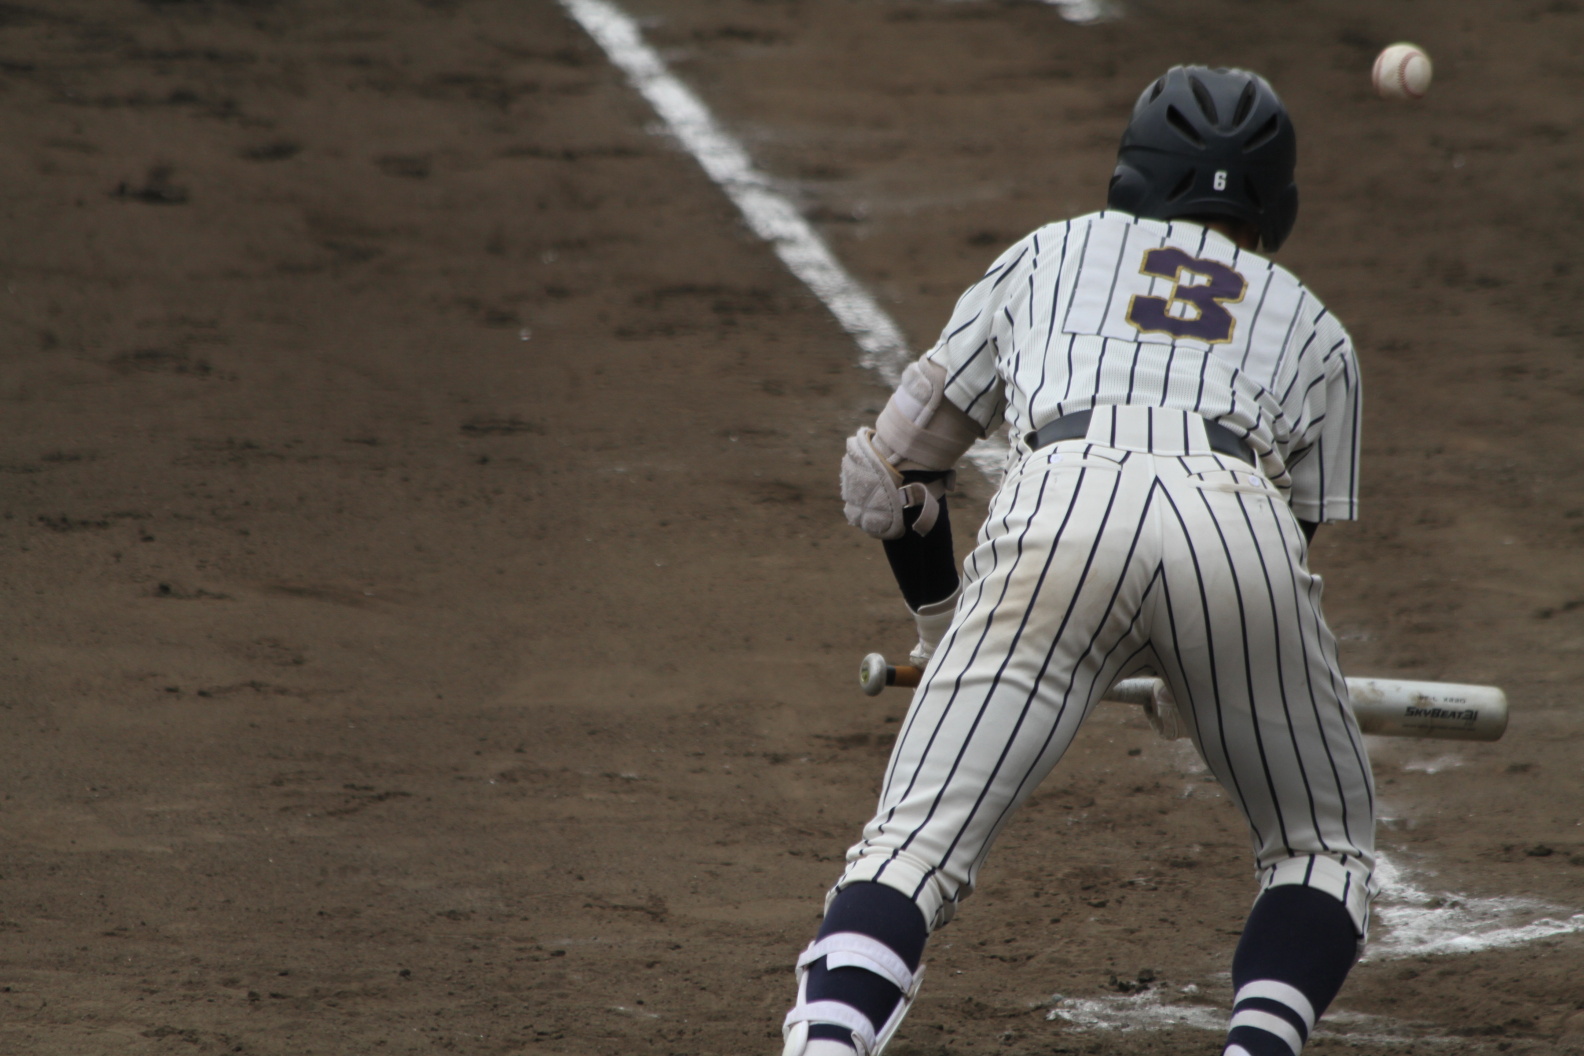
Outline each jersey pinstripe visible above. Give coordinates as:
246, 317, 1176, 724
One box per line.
924, 211, 1361, 524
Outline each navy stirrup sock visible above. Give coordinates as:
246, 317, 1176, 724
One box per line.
1224, 885, 1360, 1056
805, 882, 928, 1049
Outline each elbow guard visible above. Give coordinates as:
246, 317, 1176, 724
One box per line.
873, 359, 982, 472
841, 358, 982, 541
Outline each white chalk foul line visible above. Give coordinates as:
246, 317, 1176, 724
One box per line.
558, 0, 912, 384
1367, 850, 1584, 960
1045, 991, 1456, 1047
561, 0, 1013, 475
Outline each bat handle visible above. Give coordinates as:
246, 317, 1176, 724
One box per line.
859, 653, 923, 695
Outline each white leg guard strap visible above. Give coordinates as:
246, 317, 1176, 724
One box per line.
798, 934, 916, 990
782, 933, 926, 1056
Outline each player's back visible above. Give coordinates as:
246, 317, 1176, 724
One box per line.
931, 210, 1356, 492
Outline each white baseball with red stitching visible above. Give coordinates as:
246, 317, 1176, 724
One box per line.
1372, 43, 1432, 101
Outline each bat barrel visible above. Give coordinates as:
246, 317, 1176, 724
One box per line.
1103, 678, 1159, 706
1346, 678, 1508, 742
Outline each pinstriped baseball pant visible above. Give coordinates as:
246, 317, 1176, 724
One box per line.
839, 406, 1378, 936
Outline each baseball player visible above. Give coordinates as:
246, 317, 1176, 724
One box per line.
782, 67, 1376, 1056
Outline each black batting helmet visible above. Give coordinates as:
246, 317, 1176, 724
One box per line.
1107, 66, 1299, 251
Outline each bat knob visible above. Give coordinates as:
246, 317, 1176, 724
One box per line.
859, 653, 890, 696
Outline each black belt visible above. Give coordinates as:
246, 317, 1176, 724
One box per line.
1025, 410, 1254, 465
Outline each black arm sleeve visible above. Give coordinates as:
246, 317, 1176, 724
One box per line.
881, 471, 960, 610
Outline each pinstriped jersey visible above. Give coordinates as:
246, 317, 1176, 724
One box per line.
923, 210, 1362, 523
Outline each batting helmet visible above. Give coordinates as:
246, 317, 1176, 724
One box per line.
1107, 66, 1299, 252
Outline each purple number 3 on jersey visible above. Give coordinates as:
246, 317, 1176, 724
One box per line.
1126, 247, 1248, 344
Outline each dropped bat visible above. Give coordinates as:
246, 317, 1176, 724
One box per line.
857, 653, 1507, 742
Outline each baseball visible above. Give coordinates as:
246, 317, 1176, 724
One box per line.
1372, 43, 1432, 100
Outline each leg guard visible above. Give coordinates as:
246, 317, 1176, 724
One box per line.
782, 933, 925, 1056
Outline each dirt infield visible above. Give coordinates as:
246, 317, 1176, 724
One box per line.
1, 1, 1582, 1054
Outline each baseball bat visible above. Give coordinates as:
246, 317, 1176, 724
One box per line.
857, 653, 1508, 742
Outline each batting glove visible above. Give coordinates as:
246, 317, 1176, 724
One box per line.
908, 582, 961, 667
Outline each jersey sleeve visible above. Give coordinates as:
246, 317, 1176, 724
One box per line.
920, 238, 1029, 434
1286, 321, 1361, 524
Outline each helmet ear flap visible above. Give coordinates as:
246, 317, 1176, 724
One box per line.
1260, 183, 1299, 251
1107, 163, 1152, 216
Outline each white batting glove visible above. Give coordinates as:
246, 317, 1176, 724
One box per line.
908, 583, 962, 667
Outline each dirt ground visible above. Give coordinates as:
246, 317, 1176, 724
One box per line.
1, 1, 1582, 1054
